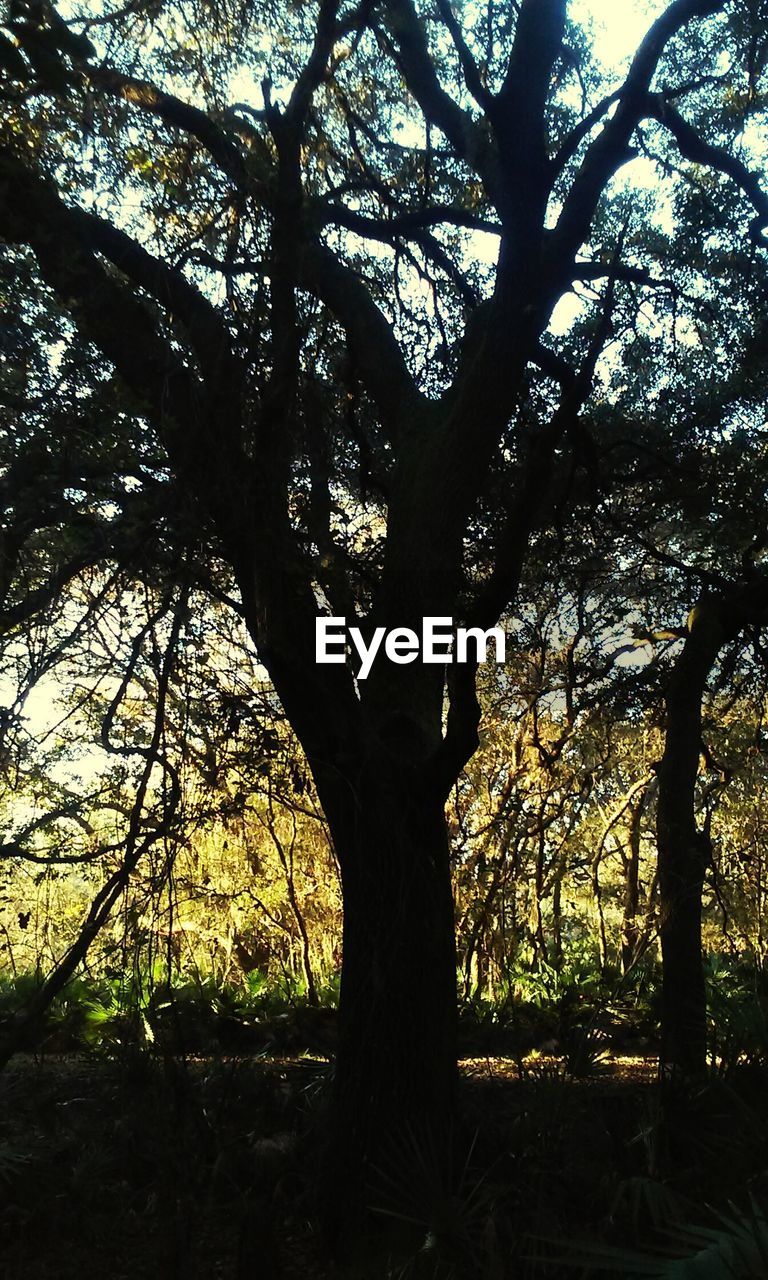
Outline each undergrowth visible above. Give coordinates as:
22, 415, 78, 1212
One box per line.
0, 952, 767, 1276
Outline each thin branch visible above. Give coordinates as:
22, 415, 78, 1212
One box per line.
434, 0, 493, 111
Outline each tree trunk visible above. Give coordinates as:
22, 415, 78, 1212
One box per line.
656, 596, 728, 1084
621, 795, 644, 974
322, 754, 457, 1230
592, 845, 609, 972
533, 822, 548, 963
551, 876, 563, 969
657, 822, 709, 1081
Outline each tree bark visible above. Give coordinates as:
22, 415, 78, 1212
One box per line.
656, 596, 728, 1083
621, 793, 645, 974
315, 751, 457, 1233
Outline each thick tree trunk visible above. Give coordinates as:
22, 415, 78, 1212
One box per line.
322, 754, 457, 1227
657, 821, 709, 1080
656, 597, 728, 1084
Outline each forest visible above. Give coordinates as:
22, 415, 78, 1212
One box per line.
2, 0, 768, 1275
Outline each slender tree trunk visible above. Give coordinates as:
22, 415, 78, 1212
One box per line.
265, 807, 319, 1004
621, 797, 644, 974
656, 596, 729, 1084
533, 823, 548, 963
592, 848, 609, 973
757, 838, 765, 963
551, 876, 563, 969
461, 855, 505, 1000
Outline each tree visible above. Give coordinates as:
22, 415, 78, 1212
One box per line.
656, 583, 768, 1082
1, 0, 768, 1214
574, 228, 768, 1083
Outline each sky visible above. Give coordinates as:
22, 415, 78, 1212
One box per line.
571, 0, 668, 64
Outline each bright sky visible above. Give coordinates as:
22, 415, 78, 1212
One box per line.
572, 0, 667, 63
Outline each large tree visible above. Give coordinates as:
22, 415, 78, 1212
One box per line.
1, 0, 768, 1207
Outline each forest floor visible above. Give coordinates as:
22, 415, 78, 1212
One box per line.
0, 1051, 762, 1279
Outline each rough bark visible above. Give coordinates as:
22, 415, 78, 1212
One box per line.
656, 596, 730, 1082
324, 757, 457, 1224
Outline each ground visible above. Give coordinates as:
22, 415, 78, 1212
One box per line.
0, 1051, 762, 1278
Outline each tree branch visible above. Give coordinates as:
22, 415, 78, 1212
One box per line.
85, 65, 255, 189
0, 148, 249, 520
382, 0, 496, 184
571, 260, 674, 288
300, 240, 427, 429
315, 202, 500, 237
66, 206, 237, 382
496, 0, 567, 162
434, 0, 492, 112
552, 89, 622, 174
649, 95, 768, 244
550, 0, 725, 268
